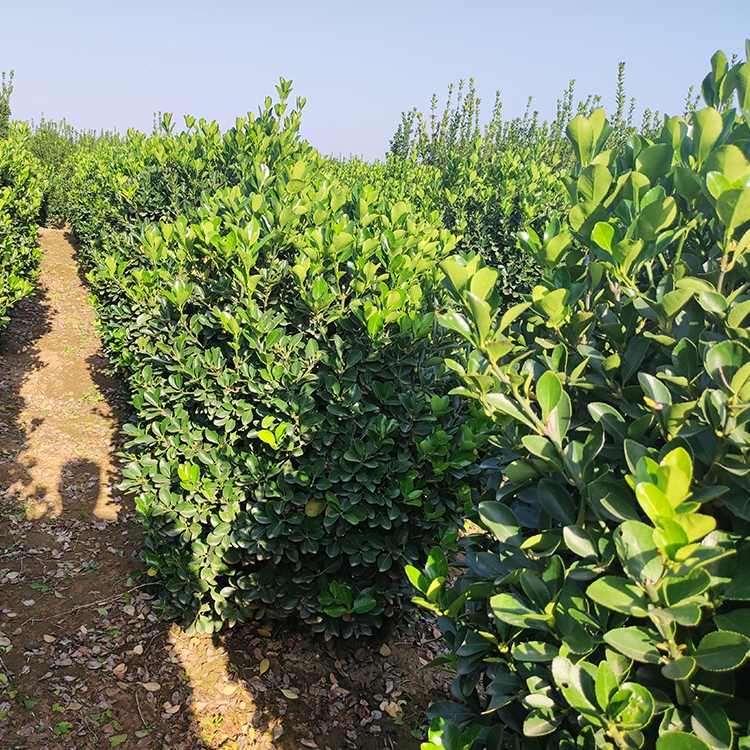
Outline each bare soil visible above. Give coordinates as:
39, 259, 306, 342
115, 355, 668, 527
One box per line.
0, 229, 453, 750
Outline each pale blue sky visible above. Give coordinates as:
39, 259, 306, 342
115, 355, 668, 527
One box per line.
1, 1, 748, 160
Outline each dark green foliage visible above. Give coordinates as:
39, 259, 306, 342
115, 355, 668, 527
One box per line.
409, 45, 750, 750
0, 124, 45, 328
64, 83, 486, 638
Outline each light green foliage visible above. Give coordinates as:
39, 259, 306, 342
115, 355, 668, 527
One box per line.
0, 71, 13, 141
0, 123, 45, 328
408, 46, 750, 749
28, 116, 119, 227
64, 81, 487, 638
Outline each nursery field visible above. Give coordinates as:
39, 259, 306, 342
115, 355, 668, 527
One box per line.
1, 45, 750, 750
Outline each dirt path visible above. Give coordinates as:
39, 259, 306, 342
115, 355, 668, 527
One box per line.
0, 229, 450, 750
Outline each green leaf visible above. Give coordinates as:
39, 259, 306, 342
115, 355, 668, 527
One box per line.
661, 656, 696, 681
437, 311, 473, 340
692, 107, 725, 169
304, 498, 326, 517
498, 301, 531, 333
663, 568, 711, 606
714, 609, 750, 638
589, 479, 640, 522
577, 164, 613, 203
656, 733, 712, 750
465, 291, 493, 342
609, 682, 654, 730
551, 656, 599, 719
537, 371, 562, 422
547, 390, 572, 446
353, 593, 376, 614
543, 233, 572, 265
591, 222, 615, 252
693, 630, 750, 671
717, 188, 750, 236
478, 502, 519, 544
567, 115, 595, 166
614, 521, 664, 585
439, 258, 467, 294
425, 547, 448, 581
660, 288, 694, 320
603, 627, 661, 664
691, 702, 733, 750
563, 525, 598, 559
586, 577, 649, 617
660, 447, 692, 505
490, 593, 550, 631
636, 143, 673, 182
705, 341, 750, 390
484, 392, 536, 429
635, 483, 673, 524
637, 196, 677, 241
109, 736, 128, 748
537, 479, 576, 526
595, 660, 619, 713
469, 266, 499, 301
522, 710, 559, 736
511, 641, 558, 662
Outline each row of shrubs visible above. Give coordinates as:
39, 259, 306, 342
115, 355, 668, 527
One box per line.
0, 124, 45, 330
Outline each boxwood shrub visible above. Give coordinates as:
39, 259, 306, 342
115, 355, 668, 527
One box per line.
65, 84, 487, 637
408, 46, 750, 749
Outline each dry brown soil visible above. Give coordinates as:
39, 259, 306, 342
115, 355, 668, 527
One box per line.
0, 229, 453, 750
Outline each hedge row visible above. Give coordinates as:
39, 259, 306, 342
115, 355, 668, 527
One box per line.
0, 125, 44, 329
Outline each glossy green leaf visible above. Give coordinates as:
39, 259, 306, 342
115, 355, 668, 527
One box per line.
692, 107, 725, 168
586, 576, 649, 617
614, 521, 664, 585
691, 702, 733, 750
603, 627, 662, 664
661, 656, 696, 681
478, 502, 519, 544
656, 733, 712, 750
717, 188, 750, 235
537, 479, 576, 526
511, 641, 558, 662
490, 593, 550, 631
694, 630, 750, 671
537, 370, 562, 422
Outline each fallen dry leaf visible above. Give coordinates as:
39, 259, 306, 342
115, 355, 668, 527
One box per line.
43, 634, 56, 643
132, 644, 143, 655
280, 688, 299, 700
259, 658, 270, 675
222, 684, 238, 696
379, 643, 391, 656
257, 628, 272, 637
141, 682, 161, 692
112, 663, 127, 678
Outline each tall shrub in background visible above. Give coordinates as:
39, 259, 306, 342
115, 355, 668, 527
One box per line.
388, 69, 676, 313
28, 116, 120, 227
0, 71, 13, 140
409, 45, 750, 750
